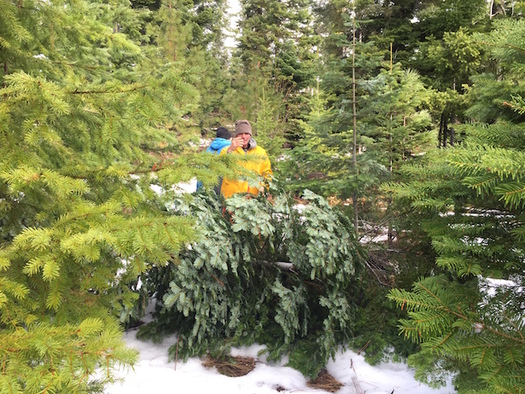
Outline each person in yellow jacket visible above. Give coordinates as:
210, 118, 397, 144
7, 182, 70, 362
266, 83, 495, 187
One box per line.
220, 119, 273, 198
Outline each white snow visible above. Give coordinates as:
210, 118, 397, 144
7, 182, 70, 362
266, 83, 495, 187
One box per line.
173, 179, 198, 193
105, 328, 457, 394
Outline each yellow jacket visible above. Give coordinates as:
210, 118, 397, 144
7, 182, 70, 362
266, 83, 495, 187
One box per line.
220, 143, 272, 198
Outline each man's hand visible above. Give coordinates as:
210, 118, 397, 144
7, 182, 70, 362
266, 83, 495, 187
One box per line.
228, 136, 243, 152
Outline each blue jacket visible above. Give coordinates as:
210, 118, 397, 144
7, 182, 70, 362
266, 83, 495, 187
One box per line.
206, 138, 231, 154
196, 138, 231, 191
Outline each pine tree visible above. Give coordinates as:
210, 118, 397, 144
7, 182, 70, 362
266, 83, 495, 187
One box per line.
135, 188, 365, 379
236, 0, 314, 72
0, 0, 221, 390
227, 0, 318, 149
359, 63, 433, 174
386, 19, 525, 393
410, 2, 488, 147
387, 143, 525, 391
149, 0, 231, 128
415, 0, 487, 39
283, 87, 363, 198
285, 26, 433, 220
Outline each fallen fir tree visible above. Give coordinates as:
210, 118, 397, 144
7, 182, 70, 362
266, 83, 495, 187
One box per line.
135, 189, 366, 378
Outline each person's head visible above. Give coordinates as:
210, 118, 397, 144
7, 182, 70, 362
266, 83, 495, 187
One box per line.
216, 126, 231, 140
234, 119, 252, 148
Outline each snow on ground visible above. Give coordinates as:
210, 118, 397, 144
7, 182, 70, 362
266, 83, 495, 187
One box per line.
105, 328, 457, 394
173, 179, 197, 194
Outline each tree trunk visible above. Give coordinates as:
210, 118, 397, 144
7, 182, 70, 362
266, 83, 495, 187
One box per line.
351, 4, 358, 233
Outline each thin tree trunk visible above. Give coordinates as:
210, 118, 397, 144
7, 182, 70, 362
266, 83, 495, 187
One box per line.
388, 43, 393, 245
442, 114, 446, 147
351, 4, 358, 233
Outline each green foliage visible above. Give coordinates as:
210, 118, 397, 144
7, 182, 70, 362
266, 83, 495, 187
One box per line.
416, 0, 487, 39
385, 67, 525, 394
0, 319, 137, 393
389, 275, 525, 393
422, 29, 484, 92
466, 19, 525, 124
143, 0, 231, 128
384, 20, 525, 391
284, 59, 434, 239
359, 64, 434, 171
255, 88, 287, 159
237, 0, 314, 72
228, 0, 319, 148
137, 189, 365, 378
0, 0, 228, 390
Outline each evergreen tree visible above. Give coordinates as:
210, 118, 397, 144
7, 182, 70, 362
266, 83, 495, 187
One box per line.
136, 188, 365, 379
285, 18, 433, 220
410, 1, 488, 146
465, 19, 525, 124
415, 0, 487, 39
386, 19, 525, 393
236, 0, 314, 72
359, 63, 433, 174
296, 0, 389, 213
387, 129, 525, 393
149, 0, 231, 128
220, 66, 287, 171
228, 0, 318, 149
0, 0, 225, 390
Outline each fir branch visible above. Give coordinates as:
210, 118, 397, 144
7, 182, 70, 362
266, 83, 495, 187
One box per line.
474, 39, 525, 57
68, 84, 148, 95
476, 323, 525, 346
